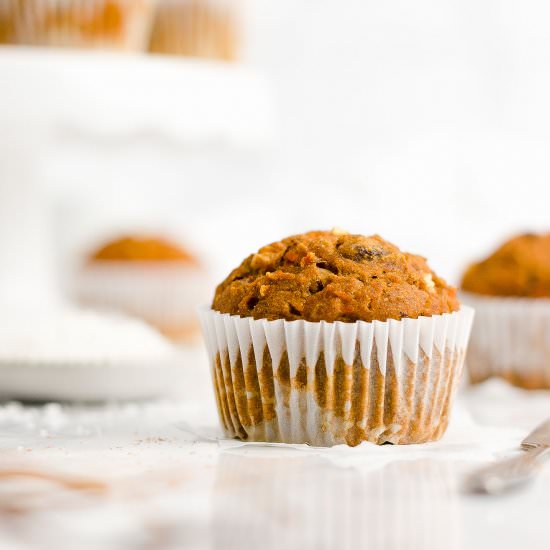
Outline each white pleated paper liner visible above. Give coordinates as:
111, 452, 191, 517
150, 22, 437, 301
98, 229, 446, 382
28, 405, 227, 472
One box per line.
461, 292, 550, 389
199, 306, 474, 446
74, 262, 210, 343
6, 0, 156, 51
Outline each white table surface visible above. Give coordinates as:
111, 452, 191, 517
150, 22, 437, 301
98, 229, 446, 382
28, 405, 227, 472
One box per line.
0, 352, 549, 550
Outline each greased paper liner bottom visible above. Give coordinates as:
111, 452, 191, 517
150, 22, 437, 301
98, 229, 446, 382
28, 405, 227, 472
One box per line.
199, 306, 474, 447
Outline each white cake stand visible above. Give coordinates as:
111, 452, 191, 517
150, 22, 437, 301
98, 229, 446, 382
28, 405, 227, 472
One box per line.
0, 47, 275, 400
0, 46, 275, 145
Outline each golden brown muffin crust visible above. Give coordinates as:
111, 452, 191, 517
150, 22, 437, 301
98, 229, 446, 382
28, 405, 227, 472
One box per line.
212, 230, 459, 322
462, 232, 550, 297
90, 236, 196, 263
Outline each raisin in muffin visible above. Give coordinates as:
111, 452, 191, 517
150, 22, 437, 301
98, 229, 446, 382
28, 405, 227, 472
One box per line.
461, 232, 550, 389
200, 229, 473, 446
75, 235, 208, 343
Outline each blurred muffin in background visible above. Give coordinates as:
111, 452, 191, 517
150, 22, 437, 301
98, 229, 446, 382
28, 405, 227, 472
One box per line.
461, 232, 550, 389
148, 0, 238, 60
75, 235, 209, 343
4, 0, 155, 51
0, 2, 14, 44
90, 235, 196, 262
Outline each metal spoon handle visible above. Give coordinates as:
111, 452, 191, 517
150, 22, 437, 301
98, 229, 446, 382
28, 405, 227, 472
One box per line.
465, 446, 550, 495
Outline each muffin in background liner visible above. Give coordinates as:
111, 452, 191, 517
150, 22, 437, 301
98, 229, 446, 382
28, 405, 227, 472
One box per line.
75, 262, 209, 343
148, 0, 239, 60
0, 2, 13, 44
199, 306, 474, 446
5, 0, 156, 51
462, 292, 550, 389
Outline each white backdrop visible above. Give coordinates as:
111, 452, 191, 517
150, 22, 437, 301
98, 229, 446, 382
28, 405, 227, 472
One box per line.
240, 0, 550, 283
2, 1, 550, 303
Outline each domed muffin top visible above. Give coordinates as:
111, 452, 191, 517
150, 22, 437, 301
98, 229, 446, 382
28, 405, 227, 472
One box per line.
462, 232, 550, 297
212, 230, 459, 322
90, 236, 197, 263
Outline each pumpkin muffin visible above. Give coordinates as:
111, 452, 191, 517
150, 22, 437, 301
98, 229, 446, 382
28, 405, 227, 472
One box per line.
5, 0, 155, 51
200, 229, 474, 447
0, 3, 14, 44
75, 235, 208, 343
148, 0, 238, 60
461, 232, 550, 389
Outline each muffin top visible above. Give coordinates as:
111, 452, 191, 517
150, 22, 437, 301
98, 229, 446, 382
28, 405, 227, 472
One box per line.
90, 236, 196, 263
212, 230, 459, 323
462, 232, 550, 297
